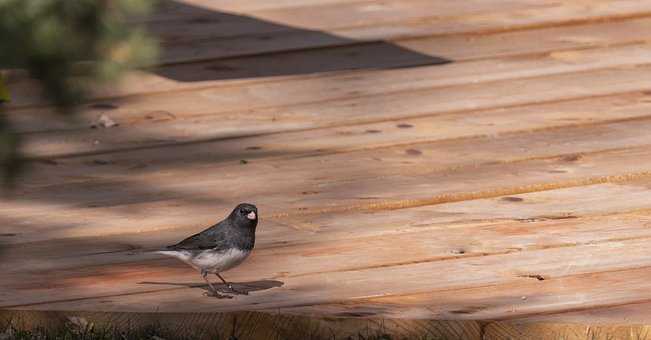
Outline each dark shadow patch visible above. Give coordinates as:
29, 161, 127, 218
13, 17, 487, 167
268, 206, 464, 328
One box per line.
405, 149, 422, 156
152, 0, 450, 81
91, 159, 111, 165
35, 159, 59, 166
501, 196, 524, 202
540, 214, 578, 220
518, 274, 546, 281
139, 279, 284, 295
144, 111, 176, 122
335, 311, 378, 318
449, 306, 487, 314
561, 154, 582, 162
88, 103, 119, 110
396, 123, 413, 129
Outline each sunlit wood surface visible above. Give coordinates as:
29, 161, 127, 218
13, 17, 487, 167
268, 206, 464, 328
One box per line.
4, 0, 651, 336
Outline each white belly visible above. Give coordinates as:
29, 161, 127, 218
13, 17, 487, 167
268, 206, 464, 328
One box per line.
158, 248, 251, 273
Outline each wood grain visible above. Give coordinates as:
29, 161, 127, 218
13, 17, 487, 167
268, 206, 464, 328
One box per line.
4, 0, 651, 332
6, 109, 651, 242
10, 17, 651, 109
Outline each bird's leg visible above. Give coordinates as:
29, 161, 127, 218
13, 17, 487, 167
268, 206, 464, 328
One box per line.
216, 273, 248, 295
202, 270, 232, 299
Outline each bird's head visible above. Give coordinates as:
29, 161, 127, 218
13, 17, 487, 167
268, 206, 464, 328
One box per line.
229, 203, 258, 229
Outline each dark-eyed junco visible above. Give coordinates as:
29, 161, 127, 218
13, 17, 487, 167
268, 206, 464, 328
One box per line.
157, 203, 258, 298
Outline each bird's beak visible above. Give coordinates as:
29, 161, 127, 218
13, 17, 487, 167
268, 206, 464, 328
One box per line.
247, 211, 256, 220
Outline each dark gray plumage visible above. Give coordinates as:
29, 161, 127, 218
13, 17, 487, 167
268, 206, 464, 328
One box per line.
157, 203, 258, 298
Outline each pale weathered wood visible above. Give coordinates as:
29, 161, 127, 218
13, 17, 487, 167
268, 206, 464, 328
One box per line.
13, 43, 651, 155
11, 17, 651, 109
4, 153, 646, 308
17, 90, 651, 189
347, 265, 651, 321
6, 0, 651, 328
10, 49, 651, 144
146, 0, 543, 42
8, 106, 651, 313
3, 183, 651, 311
154, 0, 651, 64
9, 14, 651, 109
3, 180, 651, 274
7, 110, 651, 242
6, 227, 651, 314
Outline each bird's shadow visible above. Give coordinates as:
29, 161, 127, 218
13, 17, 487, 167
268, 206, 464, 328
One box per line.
139, 279, 284, 295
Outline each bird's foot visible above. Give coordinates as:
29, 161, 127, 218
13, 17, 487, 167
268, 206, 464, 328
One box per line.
204, 290, 234, 299
228, 284, 249, 295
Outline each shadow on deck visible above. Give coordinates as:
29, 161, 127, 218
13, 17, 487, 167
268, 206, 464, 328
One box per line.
152, 0, 450, 81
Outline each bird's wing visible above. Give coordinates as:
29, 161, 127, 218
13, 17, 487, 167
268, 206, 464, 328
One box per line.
165, 221, 230, 251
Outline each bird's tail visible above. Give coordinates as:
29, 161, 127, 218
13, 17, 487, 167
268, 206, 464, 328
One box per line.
125, 247, 170, 256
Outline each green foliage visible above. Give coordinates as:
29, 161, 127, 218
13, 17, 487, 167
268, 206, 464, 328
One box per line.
0, 0, 158, 184
0, 0, 157, 112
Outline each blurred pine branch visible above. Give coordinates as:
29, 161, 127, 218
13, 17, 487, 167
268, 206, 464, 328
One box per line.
0, 74, 9, 103
0, 0, 159, 186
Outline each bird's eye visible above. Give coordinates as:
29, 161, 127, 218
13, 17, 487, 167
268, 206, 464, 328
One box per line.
240, 209, 246, 214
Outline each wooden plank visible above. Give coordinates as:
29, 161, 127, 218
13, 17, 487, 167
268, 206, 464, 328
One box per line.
5, 227, 651, 314
6, 143, 648, 294
7, 111, 651, 243
140, 0, 371, 21
2, 169, 649, 271
3, 180, 651, 278
171, 0, 370, 13
155, 0, 651, 64
9, 0, 649, 107
153, 16, 651, 85
146, 0, 544, 42
6, 0, 651, 327
4, 179, 651, 272
15, 45, 651, 158
11, 45, 651, 140
348, 266, 651, 321
10, 17, 651, 110
6, 1, 651, 320
6, 119, 648, 314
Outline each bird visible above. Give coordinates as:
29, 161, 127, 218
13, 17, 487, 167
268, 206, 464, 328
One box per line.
157, 203, 258, 298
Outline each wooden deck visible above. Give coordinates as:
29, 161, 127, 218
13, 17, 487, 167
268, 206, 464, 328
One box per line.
4, 0, 651, 336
